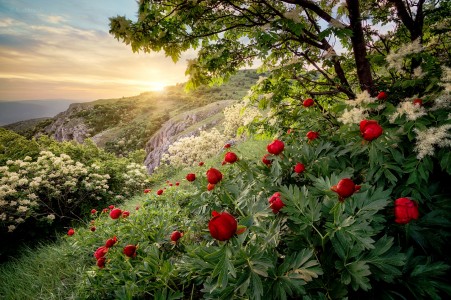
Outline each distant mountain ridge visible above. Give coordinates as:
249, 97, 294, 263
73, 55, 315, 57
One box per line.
0, 99, 86, 126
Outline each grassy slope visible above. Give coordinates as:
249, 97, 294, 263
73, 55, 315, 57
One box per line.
0, 136, 269, 299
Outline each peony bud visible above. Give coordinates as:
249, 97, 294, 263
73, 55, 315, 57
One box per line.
306, 131, 319, 141
413, 98, 423, 106
331, 178, 361, 200
206, 168, 223, 184
94, 246, 108, 259
207, 183, 215, 191
171, 230, 182, 242
186, 173, 196, 182
67, 228, 75, 236
262, 154, 272, 166
91, 209, 97, 214
377, 91, 388, 100
175, 182, 180, 186
122, 211, 130, 218
267, 139, 285, 155
96, 257, 106, 268
123, 245, 137, 258
108, 205, 114, 210
303, 98, 314, 107
208, 211, 237, 241
224, 152, 238, 164
198, 161, 204, 166
109, 208, 122, 219
105, 236, 117, 248
90, 226, 96, 232
224, 143, 231, 149
360, 120, 383, 141
157, 189, 163, 195
144, 189, 151, 193
294, 163, 305, 173
268, 192, 285, 214
394, 198, 419, 224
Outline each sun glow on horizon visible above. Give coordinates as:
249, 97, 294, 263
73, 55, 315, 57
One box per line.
149, 82, 168, 92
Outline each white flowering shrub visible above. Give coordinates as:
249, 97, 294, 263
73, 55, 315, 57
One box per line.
0, 151, 149, 234
161, 128, 227, 168
223, 101, 263, 137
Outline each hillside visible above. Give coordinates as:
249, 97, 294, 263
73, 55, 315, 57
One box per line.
18, 70, 259, 161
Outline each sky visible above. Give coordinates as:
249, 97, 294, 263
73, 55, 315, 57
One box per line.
0, 0, 193, 101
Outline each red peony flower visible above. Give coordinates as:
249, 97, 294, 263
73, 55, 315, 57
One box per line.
377, 91, 388, 100
105, 236, 117, 248
198, 161, 204, 166
157, 189, 164, 195
294, 163, 305, 173
91, 209, 97, 214
262, 154, 272, 166
186, 173, 196, 182
206, 168, 223, 184
208, 211, 238, 241
413, 98, 423, 106
144, 189, 151, 193
394, 198, 419, 224
268, 192, 285, 214
171, 230, 182, 242
123, 245, 137, 257
360, 120, 383, 141
267, 139, 285, 155
207, 183, 215, 191
306, 131, 319, 141
102, 208, 108, 213
224, 143, 231, 149
175, 182, 180, 186
122, 211, 130, 218
96, 257, 106, 268
67, 228, 75, 236
90, 226, 96, 232
169, 183, 173, 186
94, 246, 108, 259
108, 205, 114, 210
109, 208, 122, 219
224, 152, 238, 164
303, 98, 314, 107
135, 206, 140, 210
331, 178, 361, 200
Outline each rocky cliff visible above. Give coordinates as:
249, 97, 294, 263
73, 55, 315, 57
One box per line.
144, 100, 235, 173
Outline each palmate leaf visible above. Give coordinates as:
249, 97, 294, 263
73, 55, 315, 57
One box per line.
335, 260, 371, 291
360, 235, 405, 283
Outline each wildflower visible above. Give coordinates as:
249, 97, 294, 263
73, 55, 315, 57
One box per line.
123, 245, 137, 257
208, 211, 237, 241
414, 124, 451, 159
224, 152, 238, 164
171, 230, 182, 242
306, 131, 319, 141
267, 140, 285, 155
207, 183, 215, 191
96, 257, 106, 268
338, 107, 369, 125
268, 192, 285, 214
175, 182, 180, 186
303, 98, 314, 107
413, 98, 423, 106
360, 120, 383, 141
122, 211, 130, 218
144, 189, 151, 193
394, 198, 419, 224
94, 246, 108, 259
91, 209, 97, 214
90, 227, 96, 232
224, 143, 231, 149
262, 154, 272, 166
109, 208, 122, 219
206, 168, 223, 184
331, 178, 361, 200
198, 162, 204, 166
294, 163, 305, 173
157, 189, 163, 195
67, 228, 75, 236
105, 236, 118, 248
377, 91, 388, 100
186, 173, 196, 182
390, 101, 427, 122
108, 205, 114, 210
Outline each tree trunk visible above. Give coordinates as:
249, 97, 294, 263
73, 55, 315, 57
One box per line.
346, 0, 374, 95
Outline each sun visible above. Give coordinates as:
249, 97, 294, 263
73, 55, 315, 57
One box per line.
150, 82, 167, 92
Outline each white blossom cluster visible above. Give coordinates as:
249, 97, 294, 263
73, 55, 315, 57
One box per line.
389, 99, 427, 123
386, 39, 423, 74
414, 124, 451, 159
121, 163, 149, 195
338, 91, 378, 125
0, 151, 148, 233
161, 128, 227, 168
223, 102, 262, 137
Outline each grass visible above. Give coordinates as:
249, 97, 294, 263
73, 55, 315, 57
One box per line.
0, 136, 270, 299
